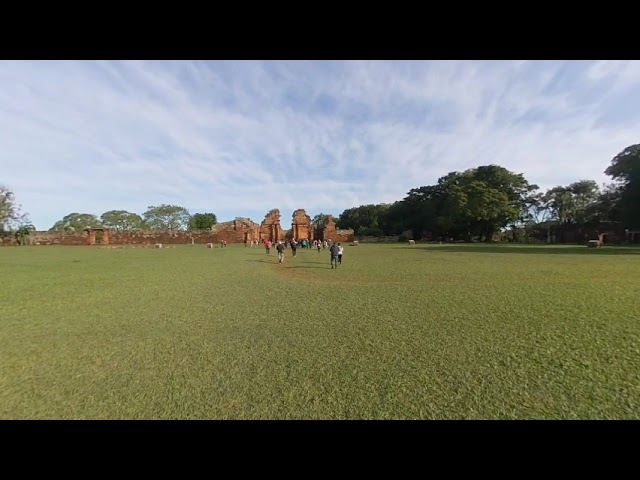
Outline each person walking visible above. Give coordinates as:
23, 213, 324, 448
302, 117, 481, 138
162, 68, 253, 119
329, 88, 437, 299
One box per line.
276, 241, 285, 264
265, 239, 271, 254
338, 243, 343, 264
330, 242, 340, 269
317, 240, 321, 253
291, 240, 298, 257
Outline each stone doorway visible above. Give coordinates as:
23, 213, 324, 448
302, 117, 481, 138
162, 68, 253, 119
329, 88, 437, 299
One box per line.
85, 227, 110, 245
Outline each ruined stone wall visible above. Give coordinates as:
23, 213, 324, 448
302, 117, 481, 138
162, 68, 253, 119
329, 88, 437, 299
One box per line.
260, 209, 286, 242
291, 209, 314, 241
109, 230, 215, 245
321, 216, 354, 243
211, 217, 260, 244
1, 209, 356, 246
0, 231, 83, 246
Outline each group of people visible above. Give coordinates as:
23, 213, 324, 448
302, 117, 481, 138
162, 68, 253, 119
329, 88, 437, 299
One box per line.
259, 238, 344, 268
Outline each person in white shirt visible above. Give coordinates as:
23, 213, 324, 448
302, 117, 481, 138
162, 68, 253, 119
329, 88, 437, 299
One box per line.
338, 244, 344, 264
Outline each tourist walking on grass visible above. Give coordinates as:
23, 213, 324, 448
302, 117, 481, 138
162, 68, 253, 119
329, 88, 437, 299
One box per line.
317, 241, 321, 253
330, 242, 340, 269
338, 243, 343, 264
265, 240, 271, 254
276, 241, 285, 264
291, 240, 298, 257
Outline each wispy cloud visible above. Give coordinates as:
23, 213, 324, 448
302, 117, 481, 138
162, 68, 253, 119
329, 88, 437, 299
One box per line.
1, 60, 639, 230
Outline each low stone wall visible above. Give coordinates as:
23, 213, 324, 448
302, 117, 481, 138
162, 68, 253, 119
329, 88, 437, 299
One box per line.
1, 231, 69, 246
325, 229, 354, 243
0, 229, 218, 246
110, 230, 215, 245
357, 235, 400, 243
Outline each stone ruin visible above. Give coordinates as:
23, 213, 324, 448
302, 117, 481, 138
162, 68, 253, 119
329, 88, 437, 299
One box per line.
320, 215, 353, 243
291, 209, 314, 241
2, 209, 354, 247
212, 216, 261, 243
260, 209, 286, 242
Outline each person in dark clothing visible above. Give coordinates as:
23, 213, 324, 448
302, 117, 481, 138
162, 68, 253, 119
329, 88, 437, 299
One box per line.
329, 242, 340, 269
276, 241, 285, 263
291, 240, 298, 257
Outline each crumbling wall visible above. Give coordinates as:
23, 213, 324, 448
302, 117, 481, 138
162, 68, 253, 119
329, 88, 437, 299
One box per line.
322, 215, 354, 243
291, 209, 314, 241
0, 230, 93, 246
260, 209, 286, 242
211, 217, 260, 244
109, 230, 214, 245
1, 210, 356, 246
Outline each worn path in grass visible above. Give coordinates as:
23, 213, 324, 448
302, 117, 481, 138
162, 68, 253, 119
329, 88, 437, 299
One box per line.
1, 243, 639, 419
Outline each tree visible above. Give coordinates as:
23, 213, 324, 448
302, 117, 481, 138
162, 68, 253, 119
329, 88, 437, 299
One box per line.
541, 181, 601, 226
143, 204, 191, 230
388, 165, 537, 242
605, 144, 640, 228
188, 213, 218, 230
50, 213, 102, 232
14, 223, 35, 246
337, 204, 390, 236
0, 185, 26, 232
567, 180, 600, 224
542, 186, 575, 224
586, 183, 622, 223
312, 213, 331, 229
100, 210, 145, 231
468, 165, 539, 240
527, 192, 557, 243
379, 201, 410, 236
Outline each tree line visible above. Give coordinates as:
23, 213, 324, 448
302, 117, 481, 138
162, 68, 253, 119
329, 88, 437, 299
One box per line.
46, 206, 219, 232
331, 143, 639, 241
2, 143, 638, 243
0, 199, 218, 237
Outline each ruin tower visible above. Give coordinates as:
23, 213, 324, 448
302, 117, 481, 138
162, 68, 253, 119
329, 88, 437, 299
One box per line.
291, 209, 314, 241
260, 209, 285, 242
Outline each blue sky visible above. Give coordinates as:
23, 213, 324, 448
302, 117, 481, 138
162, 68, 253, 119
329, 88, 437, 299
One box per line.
1, 60, 639, 230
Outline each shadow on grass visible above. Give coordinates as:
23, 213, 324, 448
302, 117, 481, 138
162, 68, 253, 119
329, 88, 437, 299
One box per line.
245, 259, 329, 268
397, 244, 640, 255
286, 265, 329, 269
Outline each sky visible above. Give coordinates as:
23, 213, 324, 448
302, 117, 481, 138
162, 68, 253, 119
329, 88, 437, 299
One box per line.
1, 60, 639, 231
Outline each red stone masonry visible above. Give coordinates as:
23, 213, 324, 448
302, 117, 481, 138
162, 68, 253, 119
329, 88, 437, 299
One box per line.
1, 209, 355, 246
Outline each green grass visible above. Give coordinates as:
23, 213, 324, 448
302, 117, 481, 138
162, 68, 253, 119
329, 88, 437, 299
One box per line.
1, 243, 639, 419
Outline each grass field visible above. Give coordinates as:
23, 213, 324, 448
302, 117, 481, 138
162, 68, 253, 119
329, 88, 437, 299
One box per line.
1, 243, 639, 419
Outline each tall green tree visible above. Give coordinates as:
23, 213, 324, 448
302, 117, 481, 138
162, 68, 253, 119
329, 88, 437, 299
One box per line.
388, 165, 537, 241
100, 210, 145, 231
542, 186, 575, 224
586, 183, 622, 223
188, 213, 218, 230
605, 144, 640, 228
337, 204, 390, 236
542, 181, 601, 225
143, 204, 191, 230
468, 165, 539, 238
49, 213, 102, 232
14, 223, 35, 245
567, 180, 600, 224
